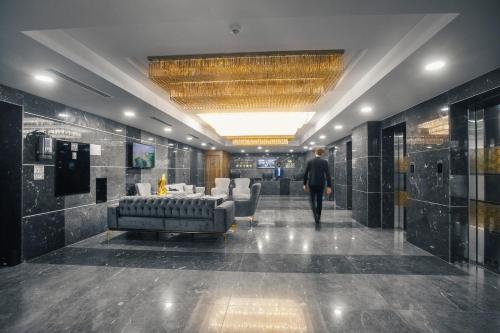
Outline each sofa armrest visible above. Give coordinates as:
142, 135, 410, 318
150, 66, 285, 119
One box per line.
107, 204, 119, 229
214, 201, 235, 230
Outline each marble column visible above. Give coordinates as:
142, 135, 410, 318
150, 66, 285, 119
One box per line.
351, 122, 382, 227
332, 136, 352, 210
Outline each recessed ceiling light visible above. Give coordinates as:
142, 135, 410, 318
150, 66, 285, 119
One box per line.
211, 146, 216, 150
168, 143, 174, 146
115, 129, 123, 133
303, 146, 308, 149
257, 146, 262, 150
289, 149, 294, 152
310, 141, 315, 145
123, 110, 135, 117
425, 60, 446, 71
164, 127, 172, 132
186, 136, 193, 141
360, 106, 373, 113
319, 135, 326, 140
440, 106, 449, 111
58, 113, 69, 118
308, 147, 313, 150
148, 137, 154, 141
201, 142, 207, 146
334, 124, 343, 130
241, 149, 245, 153
34, 74, 55, 84
184, 147, 189, 150
265, 149, 269, 152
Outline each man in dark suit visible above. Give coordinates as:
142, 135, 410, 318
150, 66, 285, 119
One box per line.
274, 162, 283, 179
303, 148, 332, 223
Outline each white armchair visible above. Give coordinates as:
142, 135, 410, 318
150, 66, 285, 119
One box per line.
135, 183, 152, 196
232, 178, 251, 200
211, 178, 230, 199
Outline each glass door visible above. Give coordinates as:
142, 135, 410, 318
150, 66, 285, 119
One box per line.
468, 94, 500, 273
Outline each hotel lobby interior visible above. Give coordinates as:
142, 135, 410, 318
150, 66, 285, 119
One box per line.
1, 1, 500, 332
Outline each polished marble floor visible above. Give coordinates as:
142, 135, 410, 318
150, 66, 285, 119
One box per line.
1, 196, 500, 332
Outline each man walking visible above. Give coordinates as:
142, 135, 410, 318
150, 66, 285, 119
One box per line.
303, 148, 332, 224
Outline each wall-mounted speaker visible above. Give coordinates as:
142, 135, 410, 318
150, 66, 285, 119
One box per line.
96, 178, 107, 203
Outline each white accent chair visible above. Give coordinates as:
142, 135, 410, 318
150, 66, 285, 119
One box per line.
135, 183, 152, 196
232, 178, 251, 200
211, 178, 230, 199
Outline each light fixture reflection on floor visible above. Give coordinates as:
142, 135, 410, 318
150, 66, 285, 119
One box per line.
202, 297, 310, 332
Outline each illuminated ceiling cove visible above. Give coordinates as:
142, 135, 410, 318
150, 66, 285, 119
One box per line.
197, 112, 314, 145
149, 50, 343, 145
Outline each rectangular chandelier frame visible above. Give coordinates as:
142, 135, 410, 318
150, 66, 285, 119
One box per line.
225, 135, 295, 146
148, 50, 344, 112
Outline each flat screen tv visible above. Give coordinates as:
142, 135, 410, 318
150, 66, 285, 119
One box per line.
55, 140, 90, 196
257, 158, 276, 169
132, 142, 155, 168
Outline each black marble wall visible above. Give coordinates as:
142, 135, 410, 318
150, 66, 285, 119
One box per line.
381, 67, 500, 262
331, 136, 352, 209
351, 122, 382, 227
0, 83, 205, 261
0, 100, 23, 266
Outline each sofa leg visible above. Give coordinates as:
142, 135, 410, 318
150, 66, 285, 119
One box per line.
106, 230, 112, 241
223, 233, 227, 242
249, 215, 256, 226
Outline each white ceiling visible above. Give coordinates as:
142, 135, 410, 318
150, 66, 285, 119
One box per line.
1, 0, 499, 152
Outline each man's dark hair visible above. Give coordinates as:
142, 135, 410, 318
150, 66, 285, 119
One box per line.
315, 147, 325, 156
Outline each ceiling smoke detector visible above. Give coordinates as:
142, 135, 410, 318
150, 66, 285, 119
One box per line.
230, 24, 241, 35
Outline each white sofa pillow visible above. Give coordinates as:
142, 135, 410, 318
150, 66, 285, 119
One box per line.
169, 183, 186, 192
183, 184, 194, 194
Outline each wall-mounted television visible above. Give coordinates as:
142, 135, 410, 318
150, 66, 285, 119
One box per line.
132, 142, 155, 168
55, 140, 90, 196
257, 158, 276, 169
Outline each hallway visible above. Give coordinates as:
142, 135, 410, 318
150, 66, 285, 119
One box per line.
1, 196, 500, 332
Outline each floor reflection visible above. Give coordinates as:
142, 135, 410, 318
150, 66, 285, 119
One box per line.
2, 196, 500, 332
196, 297, 311, 333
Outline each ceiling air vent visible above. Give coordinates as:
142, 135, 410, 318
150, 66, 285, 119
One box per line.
150, 116, 173, 127
47, 69, 112, 98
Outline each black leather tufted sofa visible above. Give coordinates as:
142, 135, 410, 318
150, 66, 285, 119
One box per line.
108, 196, 234, 234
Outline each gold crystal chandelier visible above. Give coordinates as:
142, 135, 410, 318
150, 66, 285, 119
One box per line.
225, 135, 294, 146
148, 50, 344, 112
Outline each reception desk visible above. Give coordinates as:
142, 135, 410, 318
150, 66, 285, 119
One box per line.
290, 180, 307, 196
254, 179, 307, 196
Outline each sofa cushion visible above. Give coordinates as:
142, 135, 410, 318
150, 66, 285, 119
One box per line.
118, 196, 217, 219
118, 216, 165, 230
183, 184, 194, 194
169, 183, 186, 192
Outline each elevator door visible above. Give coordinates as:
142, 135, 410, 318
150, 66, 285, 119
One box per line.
468, 94, 500, 273
394, 132, 406, 230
